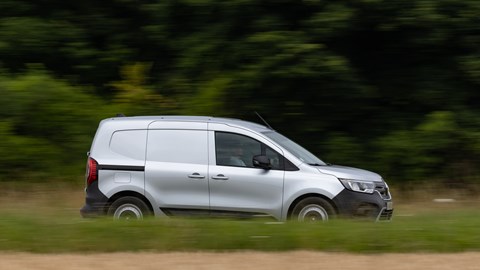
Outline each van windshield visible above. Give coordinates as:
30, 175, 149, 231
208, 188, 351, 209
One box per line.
262, 131, 326, 165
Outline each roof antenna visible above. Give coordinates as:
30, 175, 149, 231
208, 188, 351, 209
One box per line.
255, 111, 274, 130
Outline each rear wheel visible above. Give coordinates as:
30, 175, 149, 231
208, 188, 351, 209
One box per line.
291, 197, 335, 222
107, 196, 151, 220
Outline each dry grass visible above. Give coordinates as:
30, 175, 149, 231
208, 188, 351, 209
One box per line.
0, 182, 84, 217
389, 183, 480, 217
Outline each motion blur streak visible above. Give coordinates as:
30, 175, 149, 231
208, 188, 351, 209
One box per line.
1, 1, 480, 185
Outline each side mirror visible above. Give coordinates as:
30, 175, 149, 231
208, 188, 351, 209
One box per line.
253, 155, 271, 170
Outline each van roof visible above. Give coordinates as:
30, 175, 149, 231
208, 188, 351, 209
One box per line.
106, 115, 272, 133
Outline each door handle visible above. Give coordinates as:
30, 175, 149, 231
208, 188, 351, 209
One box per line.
212, 174, 229, 180
188, 173, 205, 179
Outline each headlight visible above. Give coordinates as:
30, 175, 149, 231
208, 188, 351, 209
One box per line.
339, 179, 375, 194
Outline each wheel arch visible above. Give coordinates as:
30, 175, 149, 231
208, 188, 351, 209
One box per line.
106, 191, 154, 214
287, 193, 338, 219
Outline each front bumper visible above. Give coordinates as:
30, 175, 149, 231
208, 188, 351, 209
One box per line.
332, 188, 393, 221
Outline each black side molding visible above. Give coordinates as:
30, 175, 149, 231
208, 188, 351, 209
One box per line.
98, 164, 145, 171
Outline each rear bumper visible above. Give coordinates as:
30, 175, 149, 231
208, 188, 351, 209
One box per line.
332, 189, 393, 221
80, 181, 109, 217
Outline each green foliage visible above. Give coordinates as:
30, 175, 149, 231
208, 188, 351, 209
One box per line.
110, 63, 177, 115
1, 0, 480, 183
0, 69, 112, 179
374, 111, 480, 183
0, 121, 61, 174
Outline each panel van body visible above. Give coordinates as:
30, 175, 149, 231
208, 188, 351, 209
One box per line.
81, 116, 393, 221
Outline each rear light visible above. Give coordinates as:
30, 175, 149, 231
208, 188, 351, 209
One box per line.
86, 157, 98, 186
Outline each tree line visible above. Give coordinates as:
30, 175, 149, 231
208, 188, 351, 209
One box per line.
1, 0, 480, 184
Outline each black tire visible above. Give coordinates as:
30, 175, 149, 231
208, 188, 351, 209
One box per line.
107, 196, 151, 220
291, 197, 336, 222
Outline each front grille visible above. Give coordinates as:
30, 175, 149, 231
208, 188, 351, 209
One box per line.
377, 209, 393, 221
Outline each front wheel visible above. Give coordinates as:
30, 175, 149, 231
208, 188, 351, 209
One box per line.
291, 197, 336, 222
107, 196, 151, 220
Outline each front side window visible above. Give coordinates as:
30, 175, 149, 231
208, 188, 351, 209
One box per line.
215, 132, 284, 170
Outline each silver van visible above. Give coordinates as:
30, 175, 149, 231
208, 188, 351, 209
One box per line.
81, 116, 393, 221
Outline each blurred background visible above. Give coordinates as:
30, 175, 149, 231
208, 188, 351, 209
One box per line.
1, 0, 480, 190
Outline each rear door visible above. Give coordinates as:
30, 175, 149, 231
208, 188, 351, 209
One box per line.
145, 122, 209, 213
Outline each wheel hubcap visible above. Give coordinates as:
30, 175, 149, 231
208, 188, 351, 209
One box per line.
298, 204, 328, 222
113, 204, 143, 220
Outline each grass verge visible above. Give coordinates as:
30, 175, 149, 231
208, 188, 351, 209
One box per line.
0, 210, 479, 253
0, 184, 479, 253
